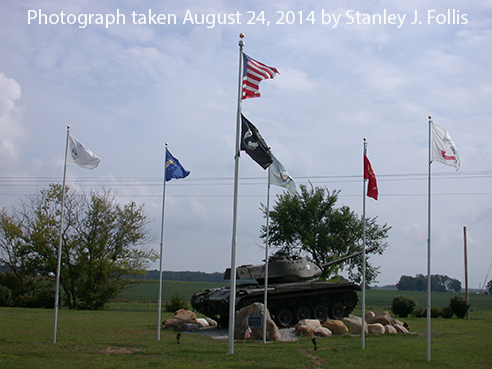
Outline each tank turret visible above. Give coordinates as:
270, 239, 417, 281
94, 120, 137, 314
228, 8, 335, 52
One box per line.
224, 252, 323, 284
191, 247, 376, 327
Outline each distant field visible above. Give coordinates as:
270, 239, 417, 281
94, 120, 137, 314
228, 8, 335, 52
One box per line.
107, 280, 227, 311
109, 279, 492, 314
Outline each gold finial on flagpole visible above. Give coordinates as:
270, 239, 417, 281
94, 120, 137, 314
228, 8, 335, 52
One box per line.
239, 33, 245, 39
363, 137, 366, 142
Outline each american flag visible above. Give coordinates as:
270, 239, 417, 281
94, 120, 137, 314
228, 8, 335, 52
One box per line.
244, 326, 253, 339
242, 54, 279, 99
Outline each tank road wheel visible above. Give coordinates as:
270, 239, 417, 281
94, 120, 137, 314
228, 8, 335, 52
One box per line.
275, 308, 294, 328
312, 304, 328, 322
343, 291, 358, 308
295, 306, 311, 322
328, 303, 345, 320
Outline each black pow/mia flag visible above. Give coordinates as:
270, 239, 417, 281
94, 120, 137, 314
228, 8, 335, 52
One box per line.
240, 114, 273, 169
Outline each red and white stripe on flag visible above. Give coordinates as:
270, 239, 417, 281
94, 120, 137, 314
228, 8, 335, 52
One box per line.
242, 54, 279, 99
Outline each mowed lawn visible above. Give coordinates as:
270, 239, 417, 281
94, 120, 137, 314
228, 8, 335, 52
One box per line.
1, 281, 491, 368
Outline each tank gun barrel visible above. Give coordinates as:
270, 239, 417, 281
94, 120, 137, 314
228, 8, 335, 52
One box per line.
321, 245, 377, 269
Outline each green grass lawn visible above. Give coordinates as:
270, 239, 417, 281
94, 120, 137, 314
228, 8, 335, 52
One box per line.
1, 281, 491, 368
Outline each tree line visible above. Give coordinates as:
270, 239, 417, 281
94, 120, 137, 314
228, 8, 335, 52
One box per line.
396, 274, 462, 292
142, 270, 225, 283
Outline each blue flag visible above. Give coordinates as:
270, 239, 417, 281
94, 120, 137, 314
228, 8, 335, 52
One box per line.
165, 149, 190, 181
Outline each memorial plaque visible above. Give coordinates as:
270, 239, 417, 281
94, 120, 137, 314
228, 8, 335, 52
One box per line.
247, 316, 263, 328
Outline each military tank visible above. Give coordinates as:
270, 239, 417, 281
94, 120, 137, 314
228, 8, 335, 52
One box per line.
191, 247, 375, 327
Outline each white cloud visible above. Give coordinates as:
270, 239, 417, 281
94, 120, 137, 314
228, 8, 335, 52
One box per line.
0, 74, 25, 167
0, 0, 491, 288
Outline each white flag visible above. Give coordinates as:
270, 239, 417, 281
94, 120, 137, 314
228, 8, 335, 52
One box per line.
67, 134, 100, 169
431, 123, 460, 170
269, 154, 296, 194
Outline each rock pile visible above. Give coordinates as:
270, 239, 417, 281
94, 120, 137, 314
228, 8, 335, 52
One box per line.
294, 310, 412, 338
161, 306, 413, 341
162, 309, 216, 332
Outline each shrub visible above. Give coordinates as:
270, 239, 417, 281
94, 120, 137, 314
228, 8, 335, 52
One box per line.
12, 294, 40, 308
36, 288, 55, 309
412, 307, 441, 318
430, 306, 441, 318
449, 295, 471, 319
164, 293, 189, 313
412, 307, 425, 317
392, 295, 417, 317
441, 306, 454, 319
0, 285, 12, 305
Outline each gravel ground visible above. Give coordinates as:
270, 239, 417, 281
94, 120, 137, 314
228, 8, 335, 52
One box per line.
185, 326, 299, 342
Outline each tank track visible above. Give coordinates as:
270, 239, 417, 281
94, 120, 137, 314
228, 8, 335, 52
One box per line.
191, 282, 361, 328
235, 284, 360, 327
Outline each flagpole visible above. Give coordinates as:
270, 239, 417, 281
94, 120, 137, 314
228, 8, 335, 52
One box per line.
53, 126, 70, 344
361, 138, 367, 350
228, 33, 245, 354
157, 143, 168, 341
426, 116, 433, 362
463, 226, 469, 311
263, 165, 271, 344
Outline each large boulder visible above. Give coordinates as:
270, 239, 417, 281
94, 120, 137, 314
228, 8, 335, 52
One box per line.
343, 316, 368, 335
234, 303, 281, 341
393, 324, 409, 334
314, 326, 332, 337
371, 311, 394, 326
174, 309, 198, 324
385, 325, 398, 334
322, 319, 349, 335
365, 311, 376, 324
196, 318, 209, 328
162, 318, 185, 331
295, 319, 321, 337
368, 323, 385, 335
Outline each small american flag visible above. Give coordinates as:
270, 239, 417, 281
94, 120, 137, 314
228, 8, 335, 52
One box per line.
242, 54, 279, 99
244, 326, 253, 339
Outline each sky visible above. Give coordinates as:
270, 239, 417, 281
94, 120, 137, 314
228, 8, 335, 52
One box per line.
1, 0, 491, 289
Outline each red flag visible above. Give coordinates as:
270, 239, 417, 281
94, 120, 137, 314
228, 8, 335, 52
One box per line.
364, 154, 378, 200
242, 54, 279, 99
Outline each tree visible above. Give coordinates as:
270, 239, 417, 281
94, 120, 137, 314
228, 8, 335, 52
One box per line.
486, 280, 492, 294
261, 184, 390, 284
396, 274, 462, 292
396, 275, 416, 291
0, 184, 157, 309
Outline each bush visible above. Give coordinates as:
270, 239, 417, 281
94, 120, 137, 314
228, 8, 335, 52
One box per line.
392, 295, 418, 317
164, 293, 189, 313
412, 307, 441, 318
449, 295, 471, 319
36, 288, 55, 309
0, 285, 12, 305
412, 307, 425, 317
12, 294, 40, 308
430, 306, 441, 318
441, 306, 454, 319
